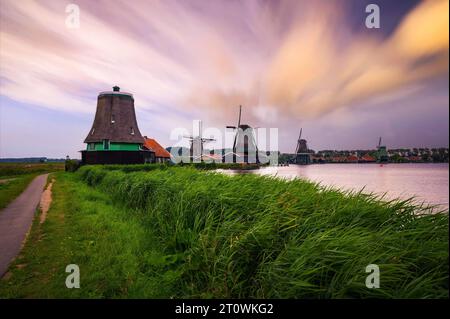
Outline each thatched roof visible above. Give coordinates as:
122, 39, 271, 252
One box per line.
84, 87, 145, 144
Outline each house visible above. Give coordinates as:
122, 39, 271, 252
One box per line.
311, 155, 325, 163
408, 156, 422, 162
346, 155, 359, 163
360, 154, 376, 163
143, 137, 171, 163
331, 156, 346, 163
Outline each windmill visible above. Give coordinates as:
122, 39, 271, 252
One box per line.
183, 120, 215, 162
226, 105, 242, 152
294, 128, 311, 165
225, 105, 259, 163
376, 136, 388, 163
82, 86, 154, 164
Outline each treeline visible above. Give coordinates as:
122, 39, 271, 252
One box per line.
279, 147, 449, 164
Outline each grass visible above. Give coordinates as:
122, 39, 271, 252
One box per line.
0, 165, 448, 298
0, 163, 65, 210
0, 162, 64, 178
0, 172, 166, 298
0, 174, 38, 210
95, 162, 263, 172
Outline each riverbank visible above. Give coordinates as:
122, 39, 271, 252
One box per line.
0, 165, 448, 298
249, 163, 449, 210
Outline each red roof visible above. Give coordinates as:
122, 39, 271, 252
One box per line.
361, 154, 376, 162
346, 155, 359, 162
143, 137, 171, 158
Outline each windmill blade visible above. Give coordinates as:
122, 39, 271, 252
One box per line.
226, 126, 236, 129
232, 131, 238, 153
238, 105, 242, 128
295, 128, 302, 154
232, 105, 242, 152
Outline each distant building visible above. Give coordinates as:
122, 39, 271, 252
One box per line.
331, 156, 346, 163
346, 155, 359, 163
360, 154, 376, 163
143, 137, 171, 163
408, 156, 422, 162
311, 155, 325, 163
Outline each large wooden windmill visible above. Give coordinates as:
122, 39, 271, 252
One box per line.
295, 128, 311, 165
376, 136, 388, 163
225, 105, 259, 163
81, 86, 154, 164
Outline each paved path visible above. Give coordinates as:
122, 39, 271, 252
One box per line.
0, 174, 48, 277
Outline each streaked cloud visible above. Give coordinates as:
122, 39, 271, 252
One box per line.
0, 0, 448, 156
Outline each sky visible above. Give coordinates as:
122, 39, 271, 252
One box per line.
0, 0, 448, 158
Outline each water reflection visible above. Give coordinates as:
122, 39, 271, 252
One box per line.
219, 163, 449, 209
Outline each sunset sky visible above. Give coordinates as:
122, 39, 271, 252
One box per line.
0, 0, 448, 158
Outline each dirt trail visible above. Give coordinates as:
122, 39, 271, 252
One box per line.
39, 178, 54, 224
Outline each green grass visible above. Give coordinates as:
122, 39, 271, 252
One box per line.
0, 174, 38, 210
0, 163, 64, 178
1, 165, 448, 298
95, 162, 263, 172
0, 172, 166, 298
0, 163, 65, 210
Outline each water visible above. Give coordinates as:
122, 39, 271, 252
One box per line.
222, 163, 449, 210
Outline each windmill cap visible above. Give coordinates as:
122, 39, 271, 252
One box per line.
98, 86, 133, 98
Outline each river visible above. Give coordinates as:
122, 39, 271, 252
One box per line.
220, 163, 449, 210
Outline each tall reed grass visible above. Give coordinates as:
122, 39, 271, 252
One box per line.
94, 162, 261, 172
77, 165, 448, 298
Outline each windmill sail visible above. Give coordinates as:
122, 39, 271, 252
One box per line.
295, 128, 302, 154
232, 105, 242, 151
